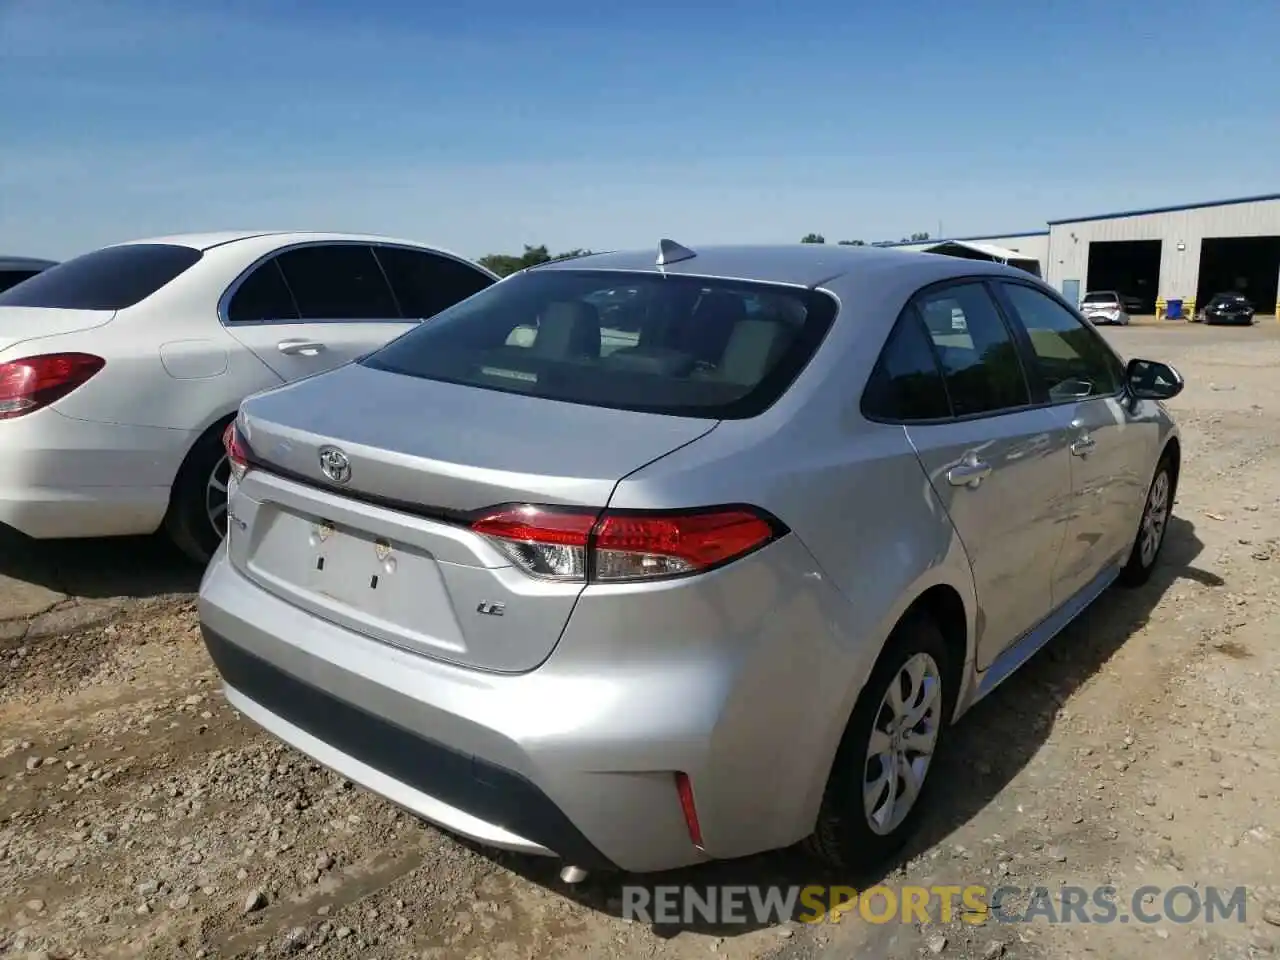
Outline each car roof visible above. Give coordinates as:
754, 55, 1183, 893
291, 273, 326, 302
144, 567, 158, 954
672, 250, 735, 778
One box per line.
109, 230, 465, 254
0, 255, 59, 270
531, 242, 1019, 289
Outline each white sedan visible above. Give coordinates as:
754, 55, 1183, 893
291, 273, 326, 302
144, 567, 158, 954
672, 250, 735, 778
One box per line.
0, 231, 497, 561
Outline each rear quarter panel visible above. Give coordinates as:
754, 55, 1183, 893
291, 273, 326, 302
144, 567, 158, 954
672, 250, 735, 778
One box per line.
606, 267, 980, 833
32, 243, 289, 483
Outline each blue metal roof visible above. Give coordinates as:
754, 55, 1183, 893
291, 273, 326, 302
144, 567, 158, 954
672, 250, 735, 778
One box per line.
1047, 192, 1280, 226
876, 230, 1048, 248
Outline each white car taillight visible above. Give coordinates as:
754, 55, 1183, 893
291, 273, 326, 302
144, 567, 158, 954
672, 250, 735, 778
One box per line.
0, 353, 105, 419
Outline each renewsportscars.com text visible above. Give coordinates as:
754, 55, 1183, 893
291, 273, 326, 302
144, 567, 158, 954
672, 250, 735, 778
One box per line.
621, 884, 1248, 926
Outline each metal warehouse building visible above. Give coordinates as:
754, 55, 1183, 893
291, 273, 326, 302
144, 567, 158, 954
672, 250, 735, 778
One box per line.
883, 192, 1280, 318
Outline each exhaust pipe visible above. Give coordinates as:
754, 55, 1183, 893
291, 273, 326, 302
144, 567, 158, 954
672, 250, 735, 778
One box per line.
559, 865, 589, 884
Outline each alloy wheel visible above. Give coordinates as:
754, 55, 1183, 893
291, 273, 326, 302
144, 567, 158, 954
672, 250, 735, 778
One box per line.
863, 652, 942, 836
205, 453, 230, 541
1139, 469, 1170, 568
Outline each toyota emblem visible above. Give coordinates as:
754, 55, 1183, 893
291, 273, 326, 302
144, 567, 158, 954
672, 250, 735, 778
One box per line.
318, 446, 352, 484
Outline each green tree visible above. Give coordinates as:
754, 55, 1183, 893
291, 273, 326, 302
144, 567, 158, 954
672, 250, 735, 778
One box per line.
910, 232, 931, 241
838, 239, 865, 246
478, 245, 592, 278
800, 233, 826, 244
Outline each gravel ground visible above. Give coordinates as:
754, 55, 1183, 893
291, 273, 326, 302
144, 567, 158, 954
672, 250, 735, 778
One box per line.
3, 322, 1280, 960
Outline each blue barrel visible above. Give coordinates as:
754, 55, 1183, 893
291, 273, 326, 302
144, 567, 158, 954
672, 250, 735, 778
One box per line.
1166, 298, 1183, 320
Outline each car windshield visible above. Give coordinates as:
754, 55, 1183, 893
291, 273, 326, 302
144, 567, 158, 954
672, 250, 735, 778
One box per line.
1082, 293, 1118, 304
360, 268, 839, 419
0, 244, 203, 311
1212, 293, 1248, 305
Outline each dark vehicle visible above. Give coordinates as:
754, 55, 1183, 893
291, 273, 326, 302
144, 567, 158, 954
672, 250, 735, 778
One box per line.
1196, 293, 1255, 325
0, 256, 58, 294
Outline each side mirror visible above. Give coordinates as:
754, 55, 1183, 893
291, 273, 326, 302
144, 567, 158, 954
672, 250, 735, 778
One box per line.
1125, 358, 1184, 401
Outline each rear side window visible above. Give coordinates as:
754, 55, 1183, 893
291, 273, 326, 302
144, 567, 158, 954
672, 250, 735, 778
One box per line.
0, 244, 202, 310
0, 270, 40, 294
862, 311, 951, 421
374, 246, 494, 319
273, 245, 399, 320
915, 282, 1031, 417
361, 268, 838, 419
225, 260, 300, 324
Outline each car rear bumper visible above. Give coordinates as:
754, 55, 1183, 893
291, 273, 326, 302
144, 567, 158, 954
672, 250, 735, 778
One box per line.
202, 624, 613, 867
1205, 313, 1254, 324
0, 409, 185, 538
197, 530, 866, 873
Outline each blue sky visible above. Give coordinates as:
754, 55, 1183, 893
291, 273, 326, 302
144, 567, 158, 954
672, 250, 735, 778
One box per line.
2, 0, 1278, 261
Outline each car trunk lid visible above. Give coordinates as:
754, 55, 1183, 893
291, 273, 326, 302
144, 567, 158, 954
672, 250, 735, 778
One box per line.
0, 307, 116, 356
229, 362, 718, 672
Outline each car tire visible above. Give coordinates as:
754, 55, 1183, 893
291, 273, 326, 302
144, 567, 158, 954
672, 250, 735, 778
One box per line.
804, 611, 954, 871
1117, 453, 1175, 588
164, 417, 234, 565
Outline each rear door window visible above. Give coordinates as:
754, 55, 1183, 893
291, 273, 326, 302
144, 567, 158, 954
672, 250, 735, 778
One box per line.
360, 268, 838, 419
273, 245, 399, 321
914, 282, 1031, 417
373, 246, 495, 319
0, 244, 202, 310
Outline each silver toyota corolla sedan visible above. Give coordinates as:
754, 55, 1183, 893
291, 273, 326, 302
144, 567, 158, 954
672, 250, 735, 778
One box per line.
198, 240, 1184, 878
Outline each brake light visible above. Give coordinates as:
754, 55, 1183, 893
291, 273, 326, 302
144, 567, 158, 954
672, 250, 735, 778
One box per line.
469, 503, 784, 582
222, 421, 251, 483
0, 353, 105, 419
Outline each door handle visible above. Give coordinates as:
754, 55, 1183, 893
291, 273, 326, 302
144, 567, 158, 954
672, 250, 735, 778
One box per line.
1070, 435, 1096, 456
946, 459, 992, 488
277, 339, 326, 357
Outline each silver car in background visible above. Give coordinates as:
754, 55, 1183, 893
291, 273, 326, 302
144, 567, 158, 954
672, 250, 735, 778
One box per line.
199, 240, 1184, 877
1079, 290, 1130, 325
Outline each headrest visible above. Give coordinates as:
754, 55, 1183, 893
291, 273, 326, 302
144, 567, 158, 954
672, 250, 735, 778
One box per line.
683, 292, 747, 363
717, 320, 791, 385
533, 300, 602, 358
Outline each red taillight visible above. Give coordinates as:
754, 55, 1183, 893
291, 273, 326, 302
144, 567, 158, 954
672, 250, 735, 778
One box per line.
674, 772, 704, 849
0, 353, 105, 419
470, 505, 596, 581
222, 421, 250, 483
469, 503, 782, 583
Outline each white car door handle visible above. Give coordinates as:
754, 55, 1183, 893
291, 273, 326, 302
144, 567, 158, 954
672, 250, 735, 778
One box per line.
947, 460, 992, 488
277, 339, 326, 357
1070, 435, 1096, 456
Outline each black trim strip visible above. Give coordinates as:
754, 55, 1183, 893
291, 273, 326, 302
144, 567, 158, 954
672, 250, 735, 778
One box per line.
202, 627, 616, 870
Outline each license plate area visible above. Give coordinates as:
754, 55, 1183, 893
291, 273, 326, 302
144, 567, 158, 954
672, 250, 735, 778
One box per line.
245, 506, 466, 656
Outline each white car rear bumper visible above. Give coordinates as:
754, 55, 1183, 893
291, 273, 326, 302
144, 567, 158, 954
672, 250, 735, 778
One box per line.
0, 409, 187, 539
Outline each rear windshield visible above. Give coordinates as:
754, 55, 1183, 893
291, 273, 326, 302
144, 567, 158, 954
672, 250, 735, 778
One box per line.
0, 243, 202, 310
1082, 293, 1118, 304
361, 268, 839, 419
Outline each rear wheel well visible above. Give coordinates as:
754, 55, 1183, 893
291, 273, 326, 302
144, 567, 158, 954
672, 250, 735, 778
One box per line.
899, 584, 967, 715
163, 413, 237, 563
